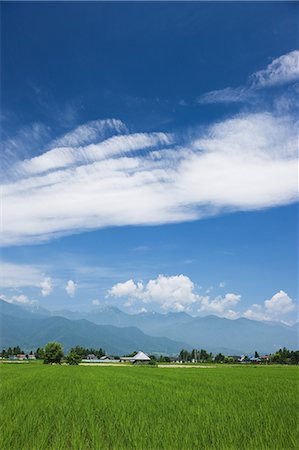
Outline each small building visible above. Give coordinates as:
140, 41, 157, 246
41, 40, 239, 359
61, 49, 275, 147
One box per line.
133, 351, 151, 363
16, 354, 26, 360
86, 354, 98, 360
250, 357, 261, 364
227, 355, 242, 363
120, 351, 151, 364
28, 354, 36, 360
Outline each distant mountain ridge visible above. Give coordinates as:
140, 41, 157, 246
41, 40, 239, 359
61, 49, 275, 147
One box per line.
47, 304, 298, 353
0, 299, 298, 354
0, 300, 186, 354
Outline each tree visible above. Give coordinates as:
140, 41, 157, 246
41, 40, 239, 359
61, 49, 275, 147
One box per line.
66, 352, 81, 365
36, 347, 45, 360
13, 346, 22, 355
70, 346, 88, 358
179, 349, 191, 362
254, 351, 259, 358
270, 347, 298, 365
215, 353, 225, 363
199, 349, 212, 362
44, 342, 64, 364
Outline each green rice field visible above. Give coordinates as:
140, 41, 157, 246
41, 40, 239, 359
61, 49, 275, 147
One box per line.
0, 363, 298, 449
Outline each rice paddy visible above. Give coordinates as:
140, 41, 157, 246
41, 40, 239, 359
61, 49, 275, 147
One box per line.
0, 363, 298, 449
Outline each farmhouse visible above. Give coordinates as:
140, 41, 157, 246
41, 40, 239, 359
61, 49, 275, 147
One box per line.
86, 354, 97, 360
120, 351, 151, 364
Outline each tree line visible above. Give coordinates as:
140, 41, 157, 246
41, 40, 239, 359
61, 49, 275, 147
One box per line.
1, 343, 106, 365
1, 344, 299, 365
1, 347, 35, 358
177, 347, 299, 364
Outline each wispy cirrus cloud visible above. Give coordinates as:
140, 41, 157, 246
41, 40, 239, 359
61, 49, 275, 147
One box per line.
0, 262, 47, 288
1, 52, 298, 246
2, 109, 298, 245
197, 50, 299, 104
52, 118, 127, 148
14, 131, 172, 177
250, 51, 299, 88
198, 86, 252, 104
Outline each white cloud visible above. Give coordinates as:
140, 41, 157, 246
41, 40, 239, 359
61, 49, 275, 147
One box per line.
0, 262, 46, 288
197, 87, 251, 104
198, 293, 241, 319
53, 118, 126, 147
2, 110, 298, 246
265, 290, 295, 315
243, 290, 296, 323
65, 280, 77, 297
107, 275, 296, 323
40, 277, 52, 297
251, 50, 299, 88
1, 122, 51, 171
15, 131, 172, 177
219, 282, 226, 288
92, 299, 101, 306
1, 293, 36, 305
145, 275, 198, 310
197, 51, 299, 104
108, 274, 199, 312
108, 279, 144, 299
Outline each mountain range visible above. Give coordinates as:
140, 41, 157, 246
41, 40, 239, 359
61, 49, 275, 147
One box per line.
0, 299, 298, 355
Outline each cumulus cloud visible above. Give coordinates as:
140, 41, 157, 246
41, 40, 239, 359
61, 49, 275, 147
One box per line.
197, 50, 299, 104
107, 275, 296, 323
198, 293, 241, 319
65, 280, 77, 297
244, 290, 296, 322
108, 274, 199, 312
40, 277, 52, 297
109, 279, 144, 299
92, 299, 101, 306
2, 110, 298, 246
1, 293, 36, 305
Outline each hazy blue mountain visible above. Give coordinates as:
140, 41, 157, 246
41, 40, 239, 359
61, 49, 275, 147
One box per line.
53, 306, 298, 353
0, 301, 186, 354
1, 299, 297, 354
158, 315, 298, 354
0, 298, 48, 320
53, 306, 193, 331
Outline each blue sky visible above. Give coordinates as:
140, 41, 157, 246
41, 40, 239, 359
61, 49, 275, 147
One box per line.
1, 2, 298, 323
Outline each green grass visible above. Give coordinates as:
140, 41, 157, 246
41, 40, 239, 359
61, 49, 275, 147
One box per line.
0, 364, 298, 449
